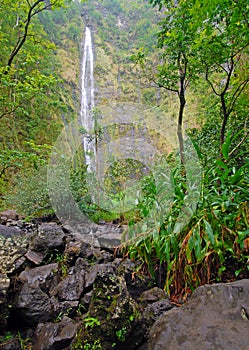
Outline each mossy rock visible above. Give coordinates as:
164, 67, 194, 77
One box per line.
71, 264, 144, 350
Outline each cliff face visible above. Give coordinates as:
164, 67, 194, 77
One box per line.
43, 0, 161, 119
80, 0, 160, 106
78, 0, 177, 162
66, 0, 196, 155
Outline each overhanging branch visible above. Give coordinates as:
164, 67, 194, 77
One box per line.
7, 0, 57, 68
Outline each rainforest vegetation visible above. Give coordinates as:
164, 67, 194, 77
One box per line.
0, 0, 248, 295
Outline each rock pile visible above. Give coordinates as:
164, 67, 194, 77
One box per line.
0, 215, 173, 349
0, 212, 248, 350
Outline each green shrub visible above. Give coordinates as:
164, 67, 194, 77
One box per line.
4, 165, 52, 218
127, 135, 249, 295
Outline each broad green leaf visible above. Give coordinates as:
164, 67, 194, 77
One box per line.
204, 219, 215, 245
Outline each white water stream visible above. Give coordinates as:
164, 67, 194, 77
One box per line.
80, 26, 95, 173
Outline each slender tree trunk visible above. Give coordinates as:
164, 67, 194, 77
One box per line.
177, 76, 186, 164
220, 93, 229, 156
218, 93, 229, 190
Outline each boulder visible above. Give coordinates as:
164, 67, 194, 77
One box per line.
0, 210, 18, 224
117, 259, 155, 300
24, 250, 44, 265
138, 287, 168, 307
97, 233, 121, 250
0, 229, 28, 275
32, 316, 78, 350
148, 279, 249, 350
18, 263, 59, 292
30, 223, 66, 254
50, 267, 85, 301
84, 264, 106, 289
72, 263, 143, 350
0, 274, 10, 305
63, 222, 123, 250
51, 298, 79, 317
14, 283, 54, 326
0, 274, 11, 331
143, 299, 173, 322
0, 224, 22, 238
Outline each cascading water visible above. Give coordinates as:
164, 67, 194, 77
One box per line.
80, 26, 95, 173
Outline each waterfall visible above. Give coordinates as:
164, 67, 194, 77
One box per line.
80, 26, 95, 173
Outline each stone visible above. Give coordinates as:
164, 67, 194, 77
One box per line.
51, 297, 79, 317
72, 263, 143, 350
24, 250, 44, 265
0, 231, 28, 274
64, 222, 123, 250
30, 223, 66, 254
18, 263, 58, 292
139, 287, 168, 306
50, 267, 85, 301
117, 259, 155, 300
0, 274, 10, 304
0, 210, 18, 224
32, 316, 78, 350
15, 283, 54, 326
94, 249, 113, 263
75, 257, 91, 270
0, 274, 10, 332
0, 225, 22, 238
14, 256, 26, 270
97, 233, 121, 250
143, 299, 173, 321
80, 291, 92, 310
148, 279, 249, 350
84, 264, 106, 289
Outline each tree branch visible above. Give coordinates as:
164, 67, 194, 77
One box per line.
220, 57, 234, 96
7, 0, 57, 68
205, 66, 220, 96
156, 82, 178, 93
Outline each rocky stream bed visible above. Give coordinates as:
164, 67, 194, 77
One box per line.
0, 210, 248, 350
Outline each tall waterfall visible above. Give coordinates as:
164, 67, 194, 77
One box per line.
80, 26, 95, 173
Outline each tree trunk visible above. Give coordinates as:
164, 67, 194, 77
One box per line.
177, 77, 186, 164
220, 93, 229, 157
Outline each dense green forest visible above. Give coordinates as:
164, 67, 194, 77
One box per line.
0, 0, 84, 212
0, 0, 248, 294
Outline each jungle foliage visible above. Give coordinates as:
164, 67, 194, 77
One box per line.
0, 0, 248, 295
126, 0, 249, 295
0, 0, 84, 209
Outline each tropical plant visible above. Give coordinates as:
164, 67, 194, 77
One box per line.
127, 135, 249, 296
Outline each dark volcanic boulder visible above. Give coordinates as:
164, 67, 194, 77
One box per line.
15, 283, 54, 326
72, 263, 144, 350
18, 263, 59, 293
50, 267, 85, 301
148, 279, 249, 350
0, 226, 28, 332
0, 224, 21, 238
138, 287, 168, 307
0, 227, 28, 276
117, 259, 155, 300
30, 223, 66, 254
32, 316, 78, 350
